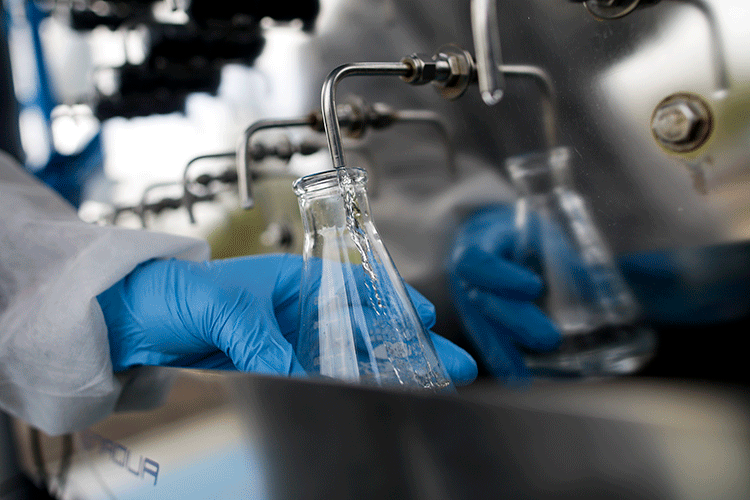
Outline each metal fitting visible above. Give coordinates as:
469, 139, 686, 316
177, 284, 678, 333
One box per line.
432, 44, 476, 101
308, 110, 325, 133
274, 136, 294, 161
309, 98, 397, 137
651, 93, 713, 153
399, 48, 474, 100
237, 116, 316, 209
367, 102, 398, 130
591, 0, 619, 7
582, 0, 642, 20
400, 54, 439, 85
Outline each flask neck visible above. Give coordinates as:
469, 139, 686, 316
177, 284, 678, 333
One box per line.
507, 147, 572, 197
293, 168, 374, 251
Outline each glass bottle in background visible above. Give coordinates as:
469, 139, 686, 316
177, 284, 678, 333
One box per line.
508, 147, 657, 378
292, 167, 453, 391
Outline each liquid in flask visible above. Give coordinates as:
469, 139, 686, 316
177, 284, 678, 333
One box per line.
293, 167, 453, 391
508, 147, 657, 378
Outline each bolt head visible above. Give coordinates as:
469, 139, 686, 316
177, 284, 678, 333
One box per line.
431, 44, 473, 101
651, 101, 700, 144
650, 93, 713, 153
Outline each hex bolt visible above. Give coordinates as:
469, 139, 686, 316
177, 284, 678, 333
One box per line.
431, 44, 475, 101
651, 94, 713, 153
652, 101, 699, 144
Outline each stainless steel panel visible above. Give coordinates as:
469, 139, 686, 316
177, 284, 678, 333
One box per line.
289, 0, 750, 254
15, 369, 750, 499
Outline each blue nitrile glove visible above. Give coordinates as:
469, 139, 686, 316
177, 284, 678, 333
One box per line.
99, 254, 477, 384
447, 205, 561, 383
618, 242, 750, 326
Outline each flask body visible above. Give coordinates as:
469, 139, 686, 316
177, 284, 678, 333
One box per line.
293, 168, 453, 390
509, 148, 656, 377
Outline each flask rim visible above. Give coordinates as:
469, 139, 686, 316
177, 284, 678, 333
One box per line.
292, 167, 368, 196
506, 146, 571, 193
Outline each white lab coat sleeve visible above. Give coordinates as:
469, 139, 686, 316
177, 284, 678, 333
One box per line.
0, 151, 210, 436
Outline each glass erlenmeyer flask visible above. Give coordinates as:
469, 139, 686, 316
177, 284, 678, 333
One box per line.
508, 147, 657, 378
292, 167, 453, 391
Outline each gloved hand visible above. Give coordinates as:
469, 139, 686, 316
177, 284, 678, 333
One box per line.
447, 205, 561, 383
98, 254, 477, 385
618, 242, 750, 326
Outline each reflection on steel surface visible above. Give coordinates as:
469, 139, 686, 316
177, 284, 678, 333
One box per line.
14, 369, 750, 499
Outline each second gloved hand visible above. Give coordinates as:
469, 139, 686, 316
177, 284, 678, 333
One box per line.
98, 254, 477, 384
447, 205, 561, 383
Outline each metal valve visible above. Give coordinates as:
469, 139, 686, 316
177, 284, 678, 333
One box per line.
309, 97, 398, 138
400, 45, 477, 101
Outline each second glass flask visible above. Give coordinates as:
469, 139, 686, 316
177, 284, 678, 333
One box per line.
293, 168, 453, 391
508, 147, 657, 377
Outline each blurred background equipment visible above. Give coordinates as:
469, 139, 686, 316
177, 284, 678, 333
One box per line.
54, 0, 320, 119
2, 0, 320, 207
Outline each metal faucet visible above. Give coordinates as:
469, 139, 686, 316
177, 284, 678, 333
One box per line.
236, 98, 458, 209
319, 56, 560, 171
319, 0, 563, 170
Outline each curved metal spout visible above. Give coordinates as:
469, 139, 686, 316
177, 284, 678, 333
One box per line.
321, 62, 411, 171
471, 0, 505, 105
501, 65, 559, 148
580, 0, 730, 96
237, 117, 315, 209
182, 152, 236, 223
674, 0, 730, 96
138, 181, 183, 228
